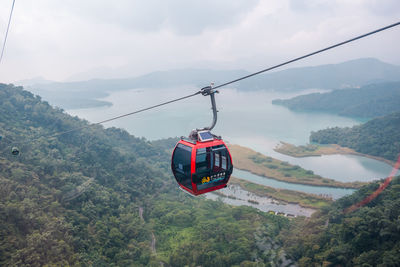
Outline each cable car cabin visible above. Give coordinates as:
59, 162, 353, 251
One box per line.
11, 147, 19, 156
171, 130, 233, 196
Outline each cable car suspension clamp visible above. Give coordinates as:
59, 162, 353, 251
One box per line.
199, 85, 219, 131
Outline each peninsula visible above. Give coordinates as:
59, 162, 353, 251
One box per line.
229, 144, 364, 189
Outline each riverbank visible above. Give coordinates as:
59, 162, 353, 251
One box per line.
229, 144, 364, 188
229, 177, 331, 209
205, 183, 317, 217
274, 142, 396, 167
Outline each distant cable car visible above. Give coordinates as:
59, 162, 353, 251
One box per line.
11, 146, 19, 155
171, 86, 233, 195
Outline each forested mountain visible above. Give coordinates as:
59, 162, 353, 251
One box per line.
310, 112, 400, 161
272, 81, 400, 118
280, 175, 400, 266
19, 58, 400, 110
0, 84, 288, 266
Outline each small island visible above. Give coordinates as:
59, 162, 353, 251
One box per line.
229, 144, 364, 189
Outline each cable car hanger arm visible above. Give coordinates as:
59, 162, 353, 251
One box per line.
198, 86, 219, 131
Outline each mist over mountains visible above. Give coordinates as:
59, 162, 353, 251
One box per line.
237, 58, 400, 90
273, 81, 400, 118
16, 58, 400, 109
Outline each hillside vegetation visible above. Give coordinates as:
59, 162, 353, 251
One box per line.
310, 112, 400, 162
272, 81, 400, 118
280, 175, 400, 266
0, 84, 289, 266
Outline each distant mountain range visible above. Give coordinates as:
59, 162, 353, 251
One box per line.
16, 58, 400, 109
272, 81, 400, 118
20, 69, 249, 109
237, 58, 400, 91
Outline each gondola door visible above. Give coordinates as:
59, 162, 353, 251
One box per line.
192, 142, 232, 195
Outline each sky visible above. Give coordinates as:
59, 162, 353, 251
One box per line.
0, 0, 399, 83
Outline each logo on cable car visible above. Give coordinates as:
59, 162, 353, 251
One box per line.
200, 172, 226, 184
201, 176, 210, 184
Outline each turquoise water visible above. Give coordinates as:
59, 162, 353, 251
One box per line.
68, 87, 397, 187
233, 168, 355, 199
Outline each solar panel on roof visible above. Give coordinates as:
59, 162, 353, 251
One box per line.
198, 131, 213, 142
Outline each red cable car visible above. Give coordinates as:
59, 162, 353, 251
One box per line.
172, 131, 233, 195
171, 86, 233, 195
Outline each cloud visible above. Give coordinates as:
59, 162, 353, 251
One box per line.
364, 0, 400, 17
0, 0, 399, 82
59, 0, 260, 35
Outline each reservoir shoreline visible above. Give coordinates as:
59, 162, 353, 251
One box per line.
205, 184, 317, 217
232, 168, 356, 200
229, 177, 331, 209
234, 166, 362, 189
229, 144, 365, 189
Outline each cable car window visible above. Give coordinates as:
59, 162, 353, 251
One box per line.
195, 145, 231, 191
172, 144, 193, 190
214, 153, 220, 167
221, 155, 227, 170
196, 147, 212, 172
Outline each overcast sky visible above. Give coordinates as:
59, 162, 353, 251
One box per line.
0, 0, 399, 83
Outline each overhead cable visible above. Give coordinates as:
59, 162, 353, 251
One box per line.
0, 0, 16, 64
212, 21, 400, 90
47, 91, 200, 139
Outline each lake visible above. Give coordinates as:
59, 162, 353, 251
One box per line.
68, 86, 397, 188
